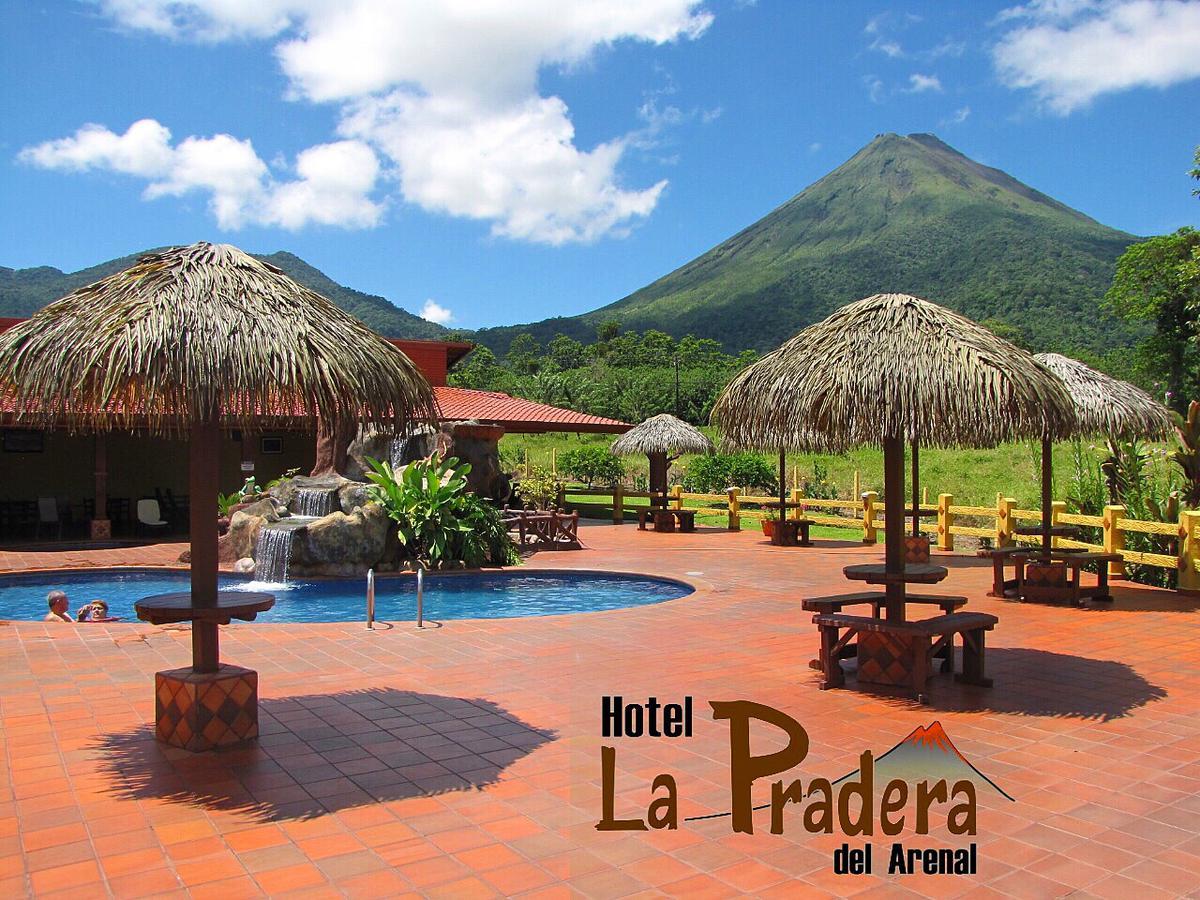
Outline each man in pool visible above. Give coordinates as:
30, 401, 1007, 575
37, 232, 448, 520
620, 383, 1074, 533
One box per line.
44, 590, 74, 623
76, 599, 118, 622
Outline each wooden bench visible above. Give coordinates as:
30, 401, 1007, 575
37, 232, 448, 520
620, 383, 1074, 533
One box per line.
502, 508, 581, 550
637, 508, 696, 533
813, 611, 997, 700
801, 592, 967, 671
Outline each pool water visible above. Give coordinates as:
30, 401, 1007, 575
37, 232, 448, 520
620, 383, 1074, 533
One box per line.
0, 569, 692, 623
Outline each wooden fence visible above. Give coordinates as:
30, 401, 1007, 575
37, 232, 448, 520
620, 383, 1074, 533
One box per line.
556, 483, 1200, 594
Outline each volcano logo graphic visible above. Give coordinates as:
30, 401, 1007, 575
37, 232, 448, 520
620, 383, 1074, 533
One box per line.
833, 721, 1014, 801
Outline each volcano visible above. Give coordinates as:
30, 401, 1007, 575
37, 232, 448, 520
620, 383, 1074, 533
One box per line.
474, 132, 1138, 355
835, 721, 1013, 800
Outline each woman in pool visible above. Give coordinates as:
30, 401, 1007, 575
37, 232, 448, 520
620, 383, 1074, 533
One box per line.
76, 599, 118, 622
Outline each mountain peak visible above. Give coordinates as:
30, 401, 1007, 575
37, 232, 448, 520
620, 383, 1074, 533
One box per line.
899, 721, 964, 760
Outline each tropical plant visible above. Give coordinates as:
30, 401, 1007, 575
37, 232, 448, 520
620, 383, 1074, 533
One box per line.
364, 454, 518, 568
515, 465, 560, 510
558, 446, 624, 486
801, 461, 839, 500
1169, 400, 1200, 508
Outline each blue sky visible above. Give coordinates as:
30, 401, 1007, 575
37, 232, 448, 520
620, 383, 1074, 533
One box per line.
2, 1, 1198, 330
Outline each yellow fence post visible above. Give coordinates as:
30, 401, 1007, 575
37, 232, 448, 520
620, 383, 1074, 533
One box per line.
1102, 504, 1126, 578
1179, 510, 1200, 594
996, 497, 1015, 548
853, 470, 861, 500
861, 491, 878, 545
727, 488, 741, 531
1050, 500, 1067, 549
671, 485, 683, 510
789, 488, 803, 521
551, 447, 556, 476
937, 493, 954, 552
612, 483, 624, 525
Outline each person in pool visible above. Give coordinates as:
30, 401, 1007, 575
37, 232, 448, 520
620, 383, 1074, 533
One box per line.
76, 599, 118, 622
44, 590, 74, 623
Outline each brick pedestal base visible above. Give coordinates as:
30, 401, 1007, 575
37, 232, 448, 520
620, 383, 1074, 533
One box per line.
155, 664, 259, 751
904, 535, 931, 564
90, 519, 112, 540
857, 630, 916, 686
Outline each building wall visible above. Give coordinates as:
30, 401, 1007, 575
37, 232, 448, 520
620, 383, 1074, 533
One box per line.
0, 428, 315, 506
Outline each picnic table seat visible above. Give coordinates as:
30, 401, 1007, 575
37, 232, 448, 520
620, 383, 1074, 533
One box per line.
801, 592, 967, 670
636, 507, 696, 533
813, 610, 997, 701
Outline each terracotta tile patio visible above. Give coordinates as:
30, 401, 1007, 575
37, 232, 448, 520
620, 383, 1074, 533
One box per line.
2, 523, 1200, 897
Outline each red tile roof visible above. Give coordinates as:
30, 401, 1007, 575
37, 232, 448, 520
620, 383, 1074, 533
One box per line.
434, 386, 628, 433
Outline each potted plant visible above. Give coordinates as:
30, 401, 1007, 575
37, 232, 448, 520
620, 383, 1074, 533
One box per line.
761, 506, 778, 538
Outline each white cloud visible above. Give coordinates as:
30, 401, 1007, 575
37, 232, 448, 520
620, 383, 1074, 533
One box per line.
420, 299, 454, 325
21, 119, 382, 230
75, 1, 713, 243
864, 75, 886, 104
905, 73, 944, 93
994, 0, 1200, 114
808, 142, 822, 153
950, 105, 971, 123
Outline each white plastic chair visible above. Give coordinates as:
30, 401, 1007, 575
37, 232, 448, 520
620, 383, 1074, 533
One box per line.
136, 498, 169, 536
37, 497, 61, 540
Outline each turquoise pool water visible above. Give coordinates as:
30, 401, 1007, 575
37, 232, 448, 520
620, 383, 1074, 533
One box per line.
0, 569, 692, 623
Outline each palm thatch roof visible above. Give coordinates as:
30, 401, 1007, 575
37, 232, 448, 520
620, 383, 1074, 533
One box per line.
0, 242, 437, 435
1034, 353, 1171, 439
713, 293, 1078, 452
611, 413, 714, 456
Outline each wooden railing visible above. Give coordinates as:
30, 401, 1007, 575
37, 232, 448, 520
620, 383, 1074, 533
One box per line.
556, 482, 1200, 594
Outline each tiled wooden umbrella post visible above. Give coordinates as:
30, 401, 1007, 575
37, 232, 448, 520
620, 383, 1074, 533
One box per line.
135, 416, 275, 752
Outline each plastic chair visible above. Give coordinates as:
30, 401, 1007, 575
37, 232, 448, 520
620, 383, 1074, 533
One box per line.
36, 497, 62, 540
136, 498, 170, 537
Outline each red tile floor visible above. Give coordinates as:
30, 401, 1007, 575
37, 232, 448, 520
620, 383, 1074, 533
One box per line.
2, 523, 1199, 898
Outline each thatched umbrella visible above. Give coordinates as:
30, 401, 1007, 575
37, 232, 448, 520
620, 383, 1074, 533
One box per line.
1032, 353, 1171, 555
612, 413, 713, 508
713, 293, 1077, 620
0, 242, 436, 672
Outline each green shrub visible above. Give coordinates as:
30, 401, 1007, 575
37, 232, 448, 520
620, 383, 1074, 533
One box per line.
516, 465, 561, 509
364, 454, 519, 568
558, 446, 625, 486
682, 453, 777, 493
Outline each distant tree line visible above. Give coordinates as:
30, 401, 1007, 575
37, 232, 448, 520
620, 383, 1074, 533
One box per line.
448, 322, 757, 425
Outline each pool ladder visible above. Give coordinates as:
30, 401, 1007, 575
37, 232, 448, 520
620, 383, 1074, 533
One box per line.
366, 567, 424, 629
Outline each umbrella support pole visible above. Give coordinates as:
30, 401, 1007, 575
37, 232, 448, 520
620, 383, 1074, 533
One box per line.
883, 436, 907, 621
152, 415, 261, 752
1041, 435, 1053, 557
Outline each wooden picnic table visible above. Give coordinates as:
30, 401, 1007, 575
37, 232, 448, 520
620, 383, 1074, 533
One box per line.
637, 507, 696, 533
982, 547, 1121, 604
979, 549, 1118, 607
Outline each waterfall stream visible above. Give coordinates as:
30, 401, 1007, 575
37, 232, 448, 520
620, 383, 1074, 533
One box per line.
294, 488, 337, 517
254, 516, 318, 582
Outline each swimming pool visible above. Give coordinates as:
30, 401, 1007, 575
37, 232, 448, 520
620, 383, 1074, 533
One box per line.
0, 569, 692, 623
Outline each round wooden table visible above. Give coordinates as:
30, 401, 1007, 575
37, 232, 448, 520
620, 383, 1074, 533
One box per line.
842, 563, 949, 585
134, 591, 275, 625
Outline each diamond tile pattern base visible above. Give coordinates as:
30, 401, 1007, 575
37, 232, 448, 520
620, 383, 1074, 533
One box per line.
857, 629, 916, 686
904, 535, 931, 564
155, 664, 259, 752
1024, 561, 1073, 602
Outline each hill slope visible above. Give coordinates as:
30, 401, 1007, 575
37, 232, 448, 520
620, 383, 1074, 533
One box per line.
0, 248, 447, 340
475, 133, 1140, 354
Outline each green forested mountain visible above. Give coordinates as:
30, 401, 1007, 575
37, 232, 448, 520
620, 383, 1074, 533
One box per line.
475, 133, 1142, 355
0, 248, 448, 340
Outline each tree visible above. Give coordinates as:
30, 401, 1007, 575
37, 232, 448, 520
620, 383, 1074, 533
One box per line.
1191, 145, 1199, 197
1105, 227, 1200, 412
505, 333, 542, 376
546, 333, 585, 370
